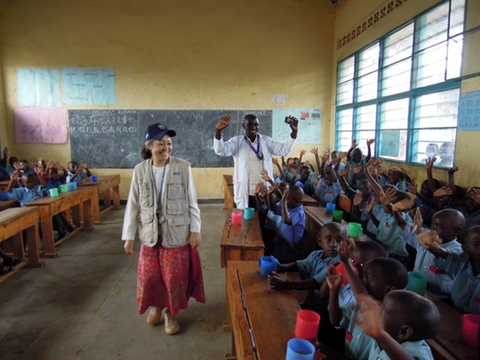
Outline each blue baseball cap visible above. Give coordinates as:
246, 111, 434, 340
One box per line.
144, 123, 176, 141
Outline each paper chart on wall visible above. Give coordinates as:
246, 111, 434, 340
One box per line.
272, 108, 321, 144
16, 69, 61, 107
14, 107, 68, 144
62, 67, 116, 105
458, 90, 480, 131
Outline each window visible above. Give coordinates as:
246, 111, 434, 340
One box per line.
335, 0, 465, 168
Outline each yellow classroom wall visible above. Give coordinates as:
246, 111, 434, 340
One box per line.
332, 0, 480, 189
0, 0, 336, 199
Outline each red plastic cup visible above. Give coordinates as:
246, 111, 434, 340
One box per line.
335, 262, 359, 287
462, 314, 480, 347
294, 310, 321, 342
231, 211, 242, 225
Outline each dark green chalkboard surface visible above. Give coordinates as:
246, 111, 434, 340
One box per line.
68, 109, 272, 168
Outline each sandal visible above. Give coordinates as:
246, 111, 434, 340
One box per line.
4, 257, 22, 267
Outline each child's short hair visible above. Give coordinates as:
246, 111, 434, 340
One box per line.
300, 165, 310, 173
464, 225, 480, 242
386, 290, 440, 341
355, 240, 386, 258
320, 222, 346, 238
365, 258, 408, 290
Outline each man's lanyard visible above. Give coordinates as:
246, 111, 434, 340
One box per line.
244, 135, 263, 160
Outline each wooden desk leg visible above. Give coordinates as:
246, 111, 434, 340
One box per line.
112, 185, 121, 210
72, 204, 82, 227
11, 233, 26, 260
82, 199, 93, 231
41, 214, 56, 258
103, 190, 112, 209
25, 224, 42, 267
90, 188, 101, 224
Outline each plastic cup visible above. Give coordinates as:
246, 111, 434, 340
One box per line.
326, 203, 336, 214
258, 256, 279, 277
462, 314, 480, 347
90, 175, 98, 183
244, 207, 254, 220
332, 210, 343, 222
0, 192, 8, 201
406, 271, 428, 296
348, 222, 363, 237
231, 210, 242, 225
58, 184, 69, 193
335, 262, 359, 287
68, 182, 77, 191
48, 188, 59, 198
294, 310, 321, 342
286, 338, 315, 360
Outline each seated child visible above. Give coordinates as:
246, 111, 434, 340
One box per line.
346, 139, 374, 188
315, 164, 342, 207
67, 160, 91, 185
457, 187, 480, 236
268, 222, 346, 353
355, 290, 440, 360
264, 185, 305, 263
296, 165, 316, 198
6, 171, 45, 206
407, 179, 440, 227
45, 162, 68, 190
385, 166, 411, 192
403, 209, 464, 299
419, 225, 480, 314
327, 241, 408, 360
349, 180, 373, 224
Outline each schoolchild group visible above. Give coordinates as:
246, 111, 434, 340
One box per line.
254, 139, 480, 360
0, 147, 93, 275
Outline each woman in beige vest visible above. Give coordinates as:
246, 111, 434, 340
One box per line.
122, 123, 205, 335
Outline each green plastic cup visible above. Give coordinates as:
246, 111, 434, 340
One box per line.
406, 271, 428, 295
348, 222, 363, 237
332, 210, 343, 222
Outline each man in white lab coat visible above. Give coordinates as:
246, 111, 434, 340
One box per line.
214, 114, 298, 210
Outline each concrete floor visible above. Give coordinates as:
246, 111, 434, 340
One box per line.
0, 204, 232, 360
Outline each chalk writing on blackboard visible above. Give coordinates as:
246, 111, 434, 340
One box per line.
458, 90, 480, 131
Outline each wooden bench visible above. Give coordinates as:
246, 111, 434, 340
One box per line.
303, 206, 374, 258
0, 207, 43, 282
0, 199, 19, 211
337, 193, 352, 221
24, 187, 94, 258
220, 209, 264, 268
425, 292, 478, 360
81, 174, 121, 224
223, 174, 235, 210
226, 261, 349, 360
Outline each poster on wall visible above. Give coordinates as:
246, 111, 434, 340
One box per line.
62, 67, 116, 105
272, 108, 321, 144
458, 90, 480, 131
16, 69, 61, 107
14, 107, 68, 144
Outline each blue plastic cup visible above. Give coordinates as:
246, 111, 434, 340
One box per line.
286, 338, 315, 360
244, 207, 254, 220
90, 175, 98, 183
0, 192, 9, 201
326, 202, 336, 214
259, 256, 279, 277
68, 182, 77, 191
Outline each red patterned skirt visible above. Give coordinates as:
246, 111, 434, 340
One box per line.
137, 241, 206, 316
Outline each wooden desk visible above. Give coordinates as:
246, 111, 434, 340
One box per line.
81, 175, 121, 224
220, 209, 264, 268
25, 187, 94, 258
0, 180, 9, 192
0, 207, 43, 282
425, 292, 478, 360
0, 199, 19, 211
226, 261, 349, 360
223, 174, 235, 210
303, 206, 373, 257
302, 193, 318, 207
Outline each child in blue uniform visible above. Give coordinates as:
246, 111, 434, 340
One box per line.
6, 171, 45, 206
67, 160, 92, 185
327, 241, 408, 360
403, 209, 464, 299
458, 187, 480, 237
419, 225, 480, 314
268, 222, 347, 353
355, 290, 439, 360
346, 138, 374, 188
296, 165, 316, 198
264, 185, 305, 263
315, 164, 342, 207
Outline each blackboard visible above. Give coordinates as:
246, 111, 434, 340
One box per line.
68, 109, 272, 168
